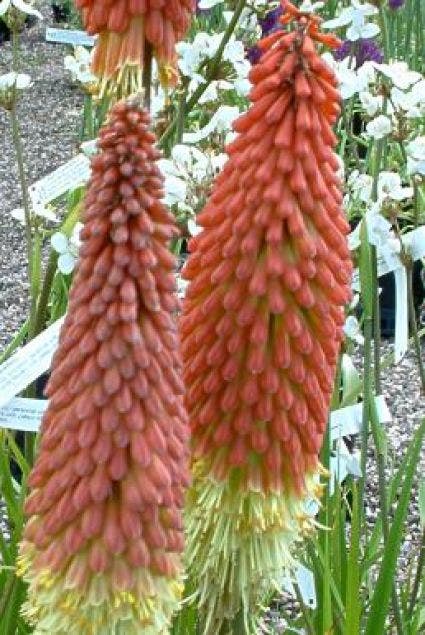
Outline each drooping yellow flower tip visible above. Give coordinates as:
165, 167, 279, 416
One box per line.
74, 0, 195, 96
180, 3, 352, 631
18, 97, 190, 634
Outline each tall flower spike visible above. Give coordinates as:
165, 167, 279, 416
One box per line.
75, 0, 195, 96
181, 2, 352, 631
18, 96, 190, 635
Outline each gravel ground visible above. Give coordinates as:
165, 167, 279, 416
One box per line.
0, 2, 424, 628
0, 0, 82, 349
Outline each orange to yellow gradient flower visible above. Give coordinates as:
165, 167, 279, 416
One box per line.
181, 2, 352, 631
75, 0, 195, 96
18, 96, 190, 634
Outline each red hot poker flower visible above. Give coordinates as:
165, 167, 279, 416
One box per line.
18, 96, 190, 634
181, 6, 352, 631
74, 0, 195, 94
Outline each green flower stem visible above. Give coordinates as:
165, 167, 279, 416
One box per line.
359, 220, 373, 523
9, 103, 38, 343
159, 0, 247, 150
32, 202, 81, 338
370, 133, 386, 394
175, 85, 188, 144
407, 265, 425, 394
11, 29, 19, 73
378, 2, 390, 62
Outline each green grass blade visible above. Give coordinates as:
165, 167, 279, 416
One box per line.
365, 418, 425, 635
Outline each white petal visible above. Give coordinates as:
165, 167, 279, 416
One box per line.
51, 232, 68, 254
198, 0, 223, 7
0, 0, 10, 15
58, 252, 76, 275
12, 0, 42, 18
359, 22, 380, 39
10, 207, 25, 224
188, 219, 202, 237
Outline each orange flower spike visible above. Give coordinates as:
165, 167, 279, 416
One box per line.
74, 0, 195, 95
181, 7, 352, 633
18, 96, 190, 635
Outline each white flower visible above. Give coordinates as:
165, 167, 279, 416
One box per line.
365, 114, 392, 139
391, 80, 425, 118
299, 0, 324, 12
64, 46, 96, 84
348, 169, 373, 203
198, 0, 223, 7
188, 218, 202, 236
374, 61, 421, 90
158, 144, 227, 211
344, 315, 364, 345
177, 33, 251, 100
322, 54, 374, 99
0, 71, 32, 108
377, 171, 413, 202
406, 136, 425, 175
0, 71, 31, 90
359, 90, 383, 116
51, 223, 82, 274
322, 0, 379, 42
0, 0, 42, 18
183, 105, 239, 143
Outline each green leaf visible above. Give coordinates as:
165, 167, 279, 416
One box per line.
345, 486, 361, 634
365, 418, 425, 635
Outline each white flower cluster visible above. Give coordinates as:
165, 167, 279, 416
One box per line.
322, 0, 379, 42
158, 144, 227, 219
64, 46, 97, 85
176, 32, 251, 102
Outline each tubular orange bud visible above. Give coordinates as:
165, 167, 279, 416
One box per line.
18, 96, 190, 633
181, 10, 352, 633
75, 0, 195, 94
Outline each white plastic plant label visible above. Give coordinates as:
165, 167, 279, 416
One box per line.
352, 225, 425, 291
0, 317, 63, 411
45, 27, 96, 47
330, 439, 362, 493
29, 154, 91, 211
283, 563, 317, 609
0, 398, 48, 432
330, 395, 391, 440
394, 267, 409, 363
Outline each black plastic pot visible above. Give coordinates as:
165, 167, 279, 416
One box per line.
379, 261, 424, 338
51, 1, 71, 23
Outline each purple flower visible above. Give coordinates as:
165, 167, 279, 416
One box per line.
259, 5, 283, 36
388, 0, 405, 8
334, 38, 384, 68
247, 4, 284, 64
247, 45, 262, 65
